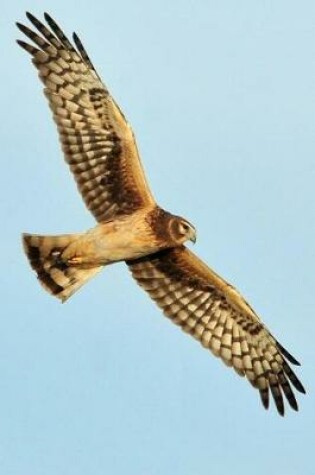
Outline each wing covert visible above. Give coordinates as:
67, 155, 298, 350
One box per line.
127, 246, 305, 415
17, 12, 155, 222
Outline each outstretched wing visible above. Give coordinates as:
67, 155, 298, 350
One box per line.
127, 247, 305, 415
17, 12, 155, 222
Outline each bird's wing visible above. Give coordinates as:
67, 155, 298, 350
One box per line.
127, 246, 305, 415
17, 12, 155, 222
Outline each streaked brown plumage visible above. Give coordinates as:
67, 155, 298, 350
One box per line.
17, 12, 305, 415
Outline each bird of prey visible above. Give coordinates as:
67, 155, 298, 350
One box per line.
17, 12, 305, 415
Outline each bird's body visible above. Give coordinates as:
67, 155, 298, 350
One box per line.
60, 208, 165, 266
17, 12, 305, 415
23, 206, 195, 301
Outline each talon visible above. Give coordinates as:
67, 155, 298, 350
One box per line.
68, 256, 83, 265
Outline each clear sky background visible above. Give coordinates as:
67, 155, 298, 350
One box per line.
1, 1, 314, 474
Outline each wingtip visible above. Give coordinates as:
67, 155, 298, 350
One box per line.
72, 32, 80, 47
299, 384, 306, 395
16, 39, 39, 55
16, 21, 24, 31
43, 12, 56, 27
262, 401, 269, 410
277, 341, 301, 366
25, 11, 34, 22
293, 375, 306, 395
275, 398, 285, 417
259, 388, 270, 411
44, 12, 52, 22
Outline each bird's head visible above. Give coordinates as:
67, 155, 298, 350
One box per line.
169, 216, 197, 245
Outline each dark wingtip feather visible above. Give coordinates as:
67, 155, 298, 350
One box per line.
72, 31, 96, 72
43, 12, 60, 32
286, 391, 299, 411
275, 395, 285, 416
259, 388, 270, 410
270, 382, 285, 416
16, 21, 26, 33
277, 341, 301, 366
25, 11, 37, 23
42, 12, 75, 51
72, 32, 82, 52
297, 382, 306, 395
16, 39, 39, 55
44, 12, 53, 22
277, 402, 285, 417
283, 360, 306, 394
72, 32, 85, 56
278, 373, 299, 411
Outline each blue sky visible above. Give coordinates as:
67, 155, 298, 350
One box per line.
1, 1, 314, 474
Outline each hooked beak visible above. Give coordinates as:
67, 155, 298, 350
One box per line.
189, 231, 197, 244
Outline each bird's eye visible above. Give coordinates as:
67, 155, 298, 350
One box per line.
180, 222, 190, 233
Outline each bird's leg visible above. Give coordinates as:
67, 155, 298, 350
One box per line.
67, 256, 84, 266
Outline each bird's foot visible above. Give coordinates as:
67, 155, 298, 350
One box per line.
67, 256, 83, 266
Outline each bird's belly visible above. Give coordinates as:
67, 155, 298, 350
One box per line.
98, 236, 160, 262
99, 244, 157, 262
81, 226, 160, 265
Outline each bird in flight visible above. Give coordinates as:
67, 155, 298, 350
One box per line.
17, 12, 305, 415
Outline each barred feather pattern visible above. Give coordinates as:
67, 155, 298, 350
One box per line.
128, 247, 306, 415
16, 12, 155, 222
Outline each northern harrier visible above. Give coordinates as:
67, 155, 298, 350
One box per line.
17, 12, 305, 415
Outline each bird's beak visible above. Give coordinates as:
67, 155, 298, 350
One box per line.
190, 231, 197, 244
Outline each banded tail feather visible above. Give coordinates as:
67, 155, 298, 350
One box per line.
22, 233, 102, 302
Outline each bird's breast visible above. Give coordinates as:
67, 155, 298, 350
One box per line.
83, 213, 163, 264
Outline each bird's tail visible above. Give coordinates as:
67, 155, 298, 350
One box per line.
22, 233, 102, 302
